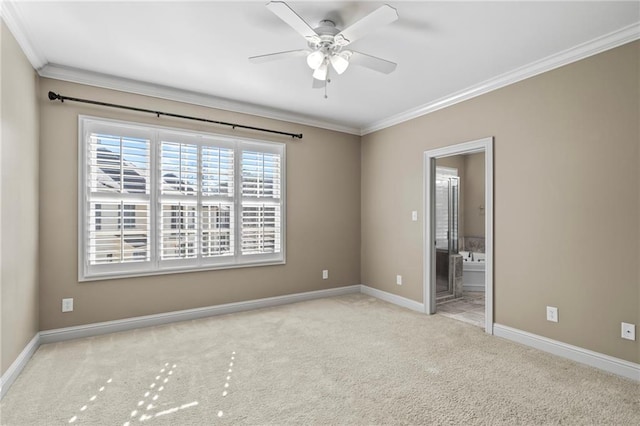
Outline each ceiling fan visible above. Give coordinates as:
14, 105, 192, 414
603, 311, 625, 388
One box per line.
249, 1, 398, 87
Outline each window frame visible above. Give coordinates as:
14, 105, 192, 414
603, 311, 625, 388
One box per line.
78, 115, 286, 282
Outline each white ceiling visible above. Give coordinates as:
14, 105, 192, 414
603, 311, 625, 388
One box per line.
4, 1, 639, 134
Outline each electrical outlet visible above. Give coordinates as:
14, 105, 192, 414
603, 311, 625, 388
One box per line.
621, 322, 635, 341
62, 298, 74, 313
546, 306, 558, 322
396, 275, 402, 285
322, 269, 328, 280
411, 211, 418, 221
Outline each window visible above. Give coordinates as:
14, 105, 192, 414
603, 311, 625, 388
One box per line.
435, 166, 458, 251
79, 116, 285, 280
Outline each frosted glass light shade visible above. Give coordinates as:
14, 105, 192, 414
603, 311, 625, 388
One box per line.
312, 62, 328, 80
306, 50, 325, 70
330, 53, 349, 74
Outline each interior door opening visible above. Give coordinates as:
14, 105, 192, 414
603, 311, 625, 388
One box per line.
423, 137, 493, 334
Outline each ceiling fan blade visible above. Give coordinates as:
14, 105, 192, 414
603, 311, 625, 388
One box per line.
266, 1, 319, 42
350, 51, 397, 74
249, 49, 309, 63
335, 5, 398, 45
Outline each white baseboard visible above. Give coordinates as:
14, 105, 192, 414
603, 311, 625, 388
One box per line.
39, 285, 361, 344
0, 333, 40, 399
360, 285, 425, 313
463, 284, 485, 292
4, 287, 637, 402
494, 324, 640, 382
1, 285, 360, 401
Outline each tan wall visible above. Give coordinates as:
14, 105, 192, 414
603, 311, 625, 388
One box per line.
361, 41, 639, 363
463, 152, 485, 238
38, 78, 361, 331
0, 21, 40, 375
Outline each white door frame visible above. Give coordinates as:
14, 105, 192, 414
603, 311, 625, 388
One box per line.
423, 137, 494, 334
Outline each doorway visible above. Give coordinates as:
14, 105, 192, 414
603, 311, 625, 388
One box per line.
423, 137, 494, 334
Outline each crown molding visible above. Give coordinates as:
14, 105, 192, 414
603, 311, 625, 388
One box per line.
361, 22, 640, 135
0, 1, 47, 69
4, 0, 638, 138
38, 64, 361, 136
3, 0, 359, 135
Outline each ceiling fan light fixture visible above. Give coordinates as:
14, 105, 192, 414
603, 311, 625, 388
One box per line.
312, 61, 329, 80
330, 52, 350, 75
306, 50, 325, 70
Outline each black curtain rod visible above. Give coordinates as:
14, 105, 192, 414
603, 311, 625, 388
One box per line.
47, 91, 303, 139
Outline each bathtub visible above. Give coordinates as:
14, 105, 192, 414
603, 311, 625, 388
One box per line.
462, 252, 485, 291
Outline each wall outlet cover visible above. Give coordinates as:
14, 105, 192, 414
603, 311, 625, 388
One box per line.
546, 306, 558, 322
621, 322, 635, 341
322, 270, 328, 280
396, 275, 402, 285
62, 298, 74, 313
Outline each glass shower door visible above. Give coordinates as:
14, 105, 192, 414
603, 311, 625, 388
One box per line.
435, 167, 459, 296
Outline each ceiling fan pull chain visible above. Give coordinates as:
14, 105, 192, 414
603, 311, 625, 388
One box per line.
324, 75, 331, 99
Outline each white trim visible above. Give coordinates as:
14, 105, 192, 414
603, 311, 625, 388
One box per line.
484, 140, 494, 333
40, 285, 361, 344
0, 2, 47, 69
2, 288, 637, 402
362, 23, 640, 135
40, 18, 639, 139
38, 64, 361, 136
462, 284, 485, 292
423, 137, 494, 335
3, 1, 638, 137
360, 285, 425, 313
424, 154, 436, 315
0, 334, 40, 399
494, 324, 640, 382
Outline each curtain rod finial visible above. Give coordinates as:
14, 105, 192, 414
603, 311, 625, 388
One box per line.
48, 91, 60, 101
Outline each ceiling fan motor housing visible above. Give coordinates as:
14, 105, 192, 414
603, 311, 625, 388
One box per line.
307, 20, 346, 51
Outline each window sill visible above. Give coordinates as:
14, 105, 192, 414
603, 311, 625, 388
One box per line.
79, 259, 286, 282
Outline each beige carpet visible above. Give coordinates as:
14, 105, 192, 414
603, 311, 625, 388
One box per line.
1, 294, 638, 425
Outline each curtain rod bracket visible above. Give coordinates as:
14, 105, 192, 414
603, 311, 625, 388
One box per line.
47, 91, 303, 139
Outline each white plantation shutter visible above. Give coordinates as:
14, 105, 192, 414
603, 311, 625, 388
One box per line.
435, 167, 457, 250
160, 202, 198, 259
159, 140, 199, 262
202, 203, 233, 257
240, 146, 283, 258
201, 145, 234, 258
79, 117, 285, 281
241, 204, 281, 254
202, 146, 234, 197
84, 123, 151, 276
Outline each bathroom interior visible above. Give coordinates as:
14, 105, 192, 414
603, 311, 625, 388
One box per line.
434, 152, 486, 327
